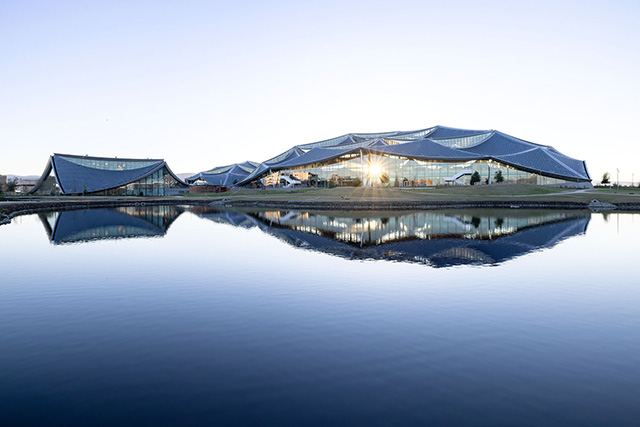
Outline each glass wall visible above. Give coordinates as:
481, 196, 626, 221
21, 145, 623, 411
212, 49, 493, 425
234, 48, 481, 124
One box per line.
260, 153, 583, 188
63, 157, 158, 171
488, 161, 577, 186
103, 167, 187, 196
267, 153, 364, 188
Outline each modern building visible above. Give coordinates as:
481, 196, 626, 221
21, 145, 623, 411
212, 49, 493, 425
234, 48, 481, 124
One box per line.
232, 125, 591, 188
30, 153, 189, 196
185, 161, 259, 193
16, 178, 38, 194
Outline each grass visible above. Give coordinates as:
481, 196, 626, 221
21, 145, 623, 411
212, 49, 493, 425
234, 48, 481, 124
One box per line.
6, 184, 640, 205
171, 184, 640, 204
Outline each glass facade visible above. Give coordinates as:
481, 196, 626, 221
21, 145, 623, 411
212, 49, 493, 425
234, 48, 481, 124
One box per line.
261, 153, 580, 188
64, 157, 158, 171
104, 167, 186, 196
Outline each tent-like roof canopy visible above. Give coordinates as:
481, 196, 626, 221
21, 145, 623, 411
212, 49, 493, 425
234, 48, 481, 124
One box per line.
233, 125, 590, 185
30, 153, 187, 195
185, 161, 260, 187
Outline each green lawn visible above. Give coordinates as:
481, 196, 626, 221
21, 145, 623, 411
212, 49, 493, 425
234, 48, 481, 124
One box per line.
6, 184, 640, 204
172, 184, 640, 204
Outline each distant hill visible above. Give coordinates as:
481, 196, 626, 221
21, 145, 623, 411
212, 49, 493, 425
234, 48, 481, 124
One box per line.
5, 175, 40, 180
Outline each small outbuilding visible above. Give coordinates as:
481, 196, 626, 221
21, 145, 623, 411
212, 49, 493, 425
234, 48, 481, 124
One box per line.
186, 161, 259, 192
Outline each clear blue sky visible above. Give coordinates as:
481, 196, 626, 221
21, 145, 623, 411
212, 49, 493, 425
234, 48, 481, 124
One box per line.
2, 0, 639, 183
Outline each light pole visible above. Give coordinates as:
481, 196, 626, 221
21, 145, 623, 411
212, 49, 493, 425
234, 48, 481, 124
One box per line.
617, 168, 619, 189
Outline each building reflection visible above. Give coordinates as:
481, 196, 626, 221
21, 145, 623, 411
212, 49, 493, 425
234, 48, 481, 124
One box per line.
191, 207, 590, 267
39, 206, 184, 244
39, 206, 590, 266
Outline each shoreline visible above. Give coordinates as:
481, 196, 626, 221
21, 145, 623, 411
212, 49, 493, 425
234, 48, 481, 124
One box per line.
2, 196, 640, 226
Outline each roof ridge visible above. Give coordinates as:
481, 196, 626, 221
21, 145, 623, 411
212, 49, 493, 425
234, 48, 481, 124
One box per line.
54, 153, 164, 162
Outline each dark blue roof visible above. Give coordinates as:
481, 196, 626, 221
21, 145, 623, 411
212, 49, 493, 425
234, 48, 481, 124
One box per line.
376, 138, 482, 160
461, 132, 534, 156
367, 139, 388, 148
234, 125, 590, 183
275, 147, 356, 169
427, 126, 490, 139
53, 156, 164, 194
494, 148, 585, 179
186, 162, 258, 186
29, 154, 188, 194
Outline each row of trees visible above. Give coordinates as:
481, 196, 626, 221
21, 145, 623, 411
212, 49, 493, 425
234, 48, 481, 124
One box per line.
470, 170, 504, 185
601, 171, 640, 187
0, 178, 18, 194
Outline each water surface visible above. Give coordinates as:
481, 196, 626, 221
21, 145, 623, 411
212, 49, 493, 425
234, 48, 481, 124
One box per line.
1, 207, 639, 426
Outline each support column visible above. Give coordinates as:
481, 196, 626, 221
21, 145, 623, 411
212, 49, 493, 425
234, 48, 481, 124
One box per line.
360, 149, 365, 187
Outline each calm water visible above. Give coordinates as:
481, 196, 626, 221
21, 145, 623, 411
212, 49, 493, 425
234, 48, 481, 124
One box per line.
1, 206, 639, 426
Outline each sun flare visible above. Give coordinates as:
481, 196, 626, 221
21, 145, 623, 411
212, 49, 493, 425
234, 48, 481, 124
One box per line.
368, 162, 383, 181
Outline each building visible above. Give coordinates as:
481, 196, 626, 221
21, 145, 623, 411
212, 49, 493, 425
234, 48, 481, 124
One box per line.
30, 153, 189, 196
0, 174, 6, 192
233, 125, 591, 188
16, 178, 38, 194
186, 161, 259, 193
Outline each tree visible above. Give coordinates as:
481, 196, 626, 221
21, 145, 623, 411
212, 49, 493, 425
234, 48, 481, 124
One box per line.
5, 178, 18, 193
470, 171, 481, 185
601, 172, 610, 185
494, 170, 504, 183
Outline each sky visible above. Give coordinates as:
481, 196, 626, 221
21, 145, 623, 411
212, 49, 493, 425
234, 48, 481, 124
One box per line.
1, 0, 639, 183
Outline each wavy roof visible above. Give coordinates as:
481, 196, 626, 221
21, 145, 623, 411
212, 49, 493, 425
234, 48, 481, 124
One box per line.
235, 125, 590, 185
460, 132, 590, 180
374, 138, 480, 160
30, 154, 187, 194
186, 161, 259, 187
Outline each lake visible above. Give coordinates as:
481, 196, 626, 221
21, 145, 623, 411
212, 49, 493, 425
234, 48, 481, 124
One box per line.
1, 206, 639, 426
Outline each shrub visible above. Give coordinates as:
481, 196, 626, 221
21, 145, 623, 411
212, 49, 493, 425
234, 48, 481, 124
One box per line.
5, 178, 17, 193
470, 171, 481, 185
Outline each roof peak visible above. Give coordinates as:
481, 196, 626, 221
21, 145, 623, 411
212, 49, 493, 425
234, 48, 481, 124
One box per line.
54, 153, 164, 162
